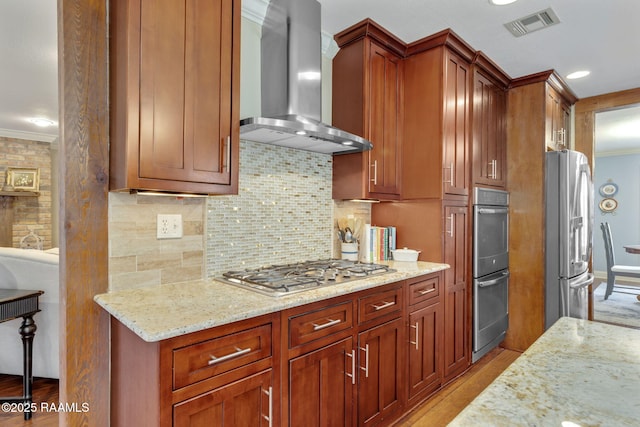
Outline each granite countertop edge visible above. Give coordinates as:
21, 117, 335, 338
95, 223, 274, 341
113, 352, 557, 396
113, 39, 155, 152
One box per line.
95, 261, 449, 342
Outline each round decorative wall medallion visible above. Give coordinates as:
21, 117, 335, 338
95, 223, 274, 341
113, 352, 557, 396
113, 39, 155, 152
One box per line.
599, 198, 618, 212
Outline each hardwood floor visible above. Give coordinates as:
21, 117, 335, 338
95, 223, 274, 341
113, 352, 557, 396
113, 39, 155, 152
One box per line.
0, 375, 59, 426
394, 347, 521, 426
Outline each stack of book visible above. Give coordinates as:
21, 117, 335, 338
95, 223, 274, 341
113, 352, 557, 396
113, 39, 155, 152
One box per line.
361, 224, 396, 262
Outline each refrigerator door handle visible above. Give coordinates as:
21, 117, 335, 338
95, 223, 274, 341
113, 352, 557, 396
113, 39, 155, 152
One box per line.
569, 273, 594, 289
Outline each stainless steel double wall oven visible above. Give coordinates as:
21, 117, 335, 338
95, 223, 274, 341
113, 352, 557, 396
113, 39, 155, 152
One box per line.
472, 187, 509, 362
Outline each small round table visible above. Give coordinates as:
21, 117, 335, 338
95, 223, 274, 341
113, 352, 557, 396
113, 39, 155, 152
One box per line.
624, 245, 640, 254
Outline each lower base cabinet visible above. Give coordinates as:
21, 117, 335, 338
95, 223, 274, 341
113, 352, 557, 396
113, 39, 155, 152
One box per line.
288, 337, 354, 426
111, 271, 472, 427
173, 369, 273, 426
408, 302, 442, 404
358, 318, 404, 426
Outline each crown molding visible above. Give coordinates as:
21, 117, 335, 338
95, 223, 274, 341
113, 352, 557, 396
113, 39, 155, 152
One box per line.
0, 128, 58, 143
241, 0, 268, 26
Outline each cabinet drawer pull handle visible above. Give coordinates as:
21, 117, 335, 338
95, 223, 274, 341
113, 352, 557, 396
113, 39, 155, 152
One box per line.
359, 344, 370, 377
370, 160, 378, 186
488, 159, 497, 179
372, 300, 395, 311
262, 386, 273, 427
410, 322, 419, 350
345, 349, 356, 385
418, 288, 436, 295
208, 346, 251, 365
225, 136, 231, 172
446, 214, 454, 237
443, 162, 454, 184
312, 318, 341, 331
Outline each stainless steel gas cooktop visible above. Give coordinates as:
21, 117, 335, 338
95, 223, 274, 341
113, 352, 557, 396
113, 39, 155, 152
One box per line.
219, 259, 394, 297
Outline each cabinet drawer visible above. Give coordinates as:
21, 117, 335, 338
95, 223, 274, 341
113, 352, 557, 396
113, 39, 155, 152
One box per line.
358, 286, 402, 324
409, 275, 440, 306
173, 323, 272, 390
289, 301, 353, 348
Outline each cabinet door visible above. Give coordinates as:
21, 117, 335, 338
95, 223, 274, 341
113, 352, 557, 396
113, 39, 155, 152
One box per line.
289, 338, 354, 427
368, 43, 403, 197
136, 0, 237, 191
408, 302, 442, 403
173, 369, 273, 426
472, 71, 506, 188
442, 50, 470, 196
443, 204, 469, 381
546, 86, 571, 151
357, 317, 403, 427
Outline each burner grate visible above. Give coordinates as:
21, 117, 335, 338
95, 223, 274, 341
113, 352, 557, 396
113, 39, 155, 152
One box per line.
220, 259, 394, 296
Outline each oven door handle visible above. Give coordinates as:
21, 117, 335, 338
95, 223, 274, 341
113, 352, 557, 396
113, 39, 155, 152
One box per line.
477, 271, 510, 288
477, 207, 509, 214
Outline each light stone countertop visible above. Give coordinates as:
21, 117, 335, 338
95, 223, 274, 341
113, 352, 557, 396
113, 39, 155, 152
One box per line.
94, 261, 448, 342
449, 317, 640, 427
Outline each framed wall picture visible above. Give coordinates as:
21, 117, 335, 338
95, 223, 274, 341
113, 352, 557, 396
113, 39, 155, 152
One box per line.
7, 167, 40, 192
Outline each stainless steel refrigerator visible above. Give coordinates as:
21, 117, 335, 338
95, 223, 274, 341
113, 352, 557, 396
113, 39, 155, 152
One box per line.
545, 150, 594, 329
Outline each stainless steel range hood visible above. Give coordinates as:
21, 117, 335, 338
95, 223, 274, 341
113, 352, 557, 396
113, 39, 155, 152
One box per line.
239, 0, 373, 155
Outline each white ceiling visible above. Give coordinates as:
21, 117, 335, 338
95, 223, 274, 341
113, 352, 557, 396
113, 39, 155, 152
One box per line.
1, 0, 639, 153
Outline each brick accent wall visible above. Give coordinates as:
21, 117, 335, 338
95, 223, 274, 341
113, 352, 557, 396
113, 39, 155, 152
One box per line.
0, 137, 53, 249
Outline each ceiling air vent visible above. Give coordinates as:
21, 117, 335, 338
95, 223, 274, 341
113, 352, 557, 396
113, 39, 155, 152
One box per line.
504, 8, 560, 37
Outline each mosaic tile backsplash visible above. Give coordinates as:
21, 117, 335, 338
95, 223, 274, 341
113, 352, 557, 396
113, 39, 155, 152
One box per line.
206, 140, 334, 277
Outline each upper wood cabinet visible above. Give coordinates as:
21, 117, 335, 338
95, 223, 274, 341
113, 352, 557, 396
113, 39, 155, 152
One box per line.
402, 31, 474, 200
471, 53, 509, 189
546, 86, 572, 151
332, 19, 404, 200
109, 0, 240, 195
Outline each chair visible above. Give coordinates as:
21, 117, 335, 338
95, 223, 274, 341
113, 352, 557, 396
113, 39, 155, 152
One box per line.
600, 222, 640, 299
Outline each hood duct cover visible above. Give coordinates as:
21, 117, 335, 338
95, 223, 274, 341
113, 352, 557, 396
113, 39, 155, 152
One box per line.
239, 0, 373, 154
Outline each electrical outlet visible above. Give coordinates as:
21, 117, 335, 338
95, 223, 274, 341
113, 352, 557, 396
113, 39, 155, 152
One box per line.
157, 214, 183, 239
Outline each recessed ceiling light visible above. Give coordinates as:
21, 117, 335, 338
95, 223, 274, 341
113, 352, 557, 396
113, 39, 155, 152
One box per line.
28, 117, 55, 127
490, 0, 518, 5
566, 70, 590, 80
295, 130, 307, 135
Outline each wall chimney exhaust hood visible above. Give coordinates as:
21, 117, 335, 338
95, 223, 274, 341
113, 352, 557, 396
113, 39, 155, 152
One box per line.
239, 0, 373, 155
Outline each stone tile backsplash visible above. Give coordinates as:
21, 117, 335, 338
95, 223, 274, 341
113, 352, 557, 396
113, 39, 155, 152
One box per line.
206, 140, 333, 277
108, 140, 371, 290
108, 193, 205, 291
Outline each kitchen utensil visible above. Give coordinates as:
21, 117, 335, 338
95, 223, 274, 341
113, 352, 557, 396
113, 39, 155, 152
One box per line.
344, 227, 353, 243
391, 247, 421, 262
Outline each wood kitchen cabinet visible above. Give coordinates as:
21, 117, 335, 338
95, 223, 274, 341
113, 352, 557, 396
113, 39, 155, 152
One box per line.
471, 53, 509, 189
173, 369, 273, 426
371, 199, 470, 384
284, 282, 404, 427
401, 30, 473, 200
284, 297, 356, 426
442, 202, 470, 382
109, 0, 240, 195
504, 70, 577, 352
332, 19, 404, 200
407, 274, 443, 406
110, 313, 278, 427
288, 337, 354, 426
357, 317, 404, 426
356, 283, 404, 426
546, 85, 572, 151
